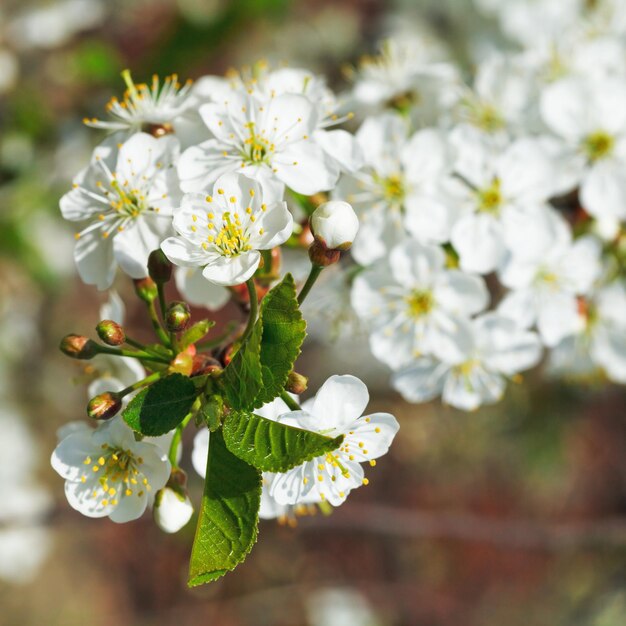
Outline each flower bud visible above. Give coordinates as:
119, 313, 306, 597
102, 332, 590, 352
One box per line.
153, 485, 194, 534
310, 200, 359, 251
286, 371, 308, 394
169, 351, 194, 376
191, 354, 223, 377
166, 301, 191, 332
133, 277, 158, 303
87, 391, 122, 420
308, 240, 341, 267
148, 249, 173, 283
60, 334, 99, 360
95, 320, 125, 346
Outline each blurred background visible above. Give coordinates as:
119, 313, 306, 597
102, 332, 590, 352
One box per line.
1, 0, 626, 624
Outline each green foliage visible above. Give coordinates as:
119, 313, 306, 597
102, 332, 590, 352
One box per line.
179, 319, 215, 351
188, 430, 262, 586
123, 374, 197, 436
223, 274, 306, 411
223, 410, 344, 472
200, 394, 225, 432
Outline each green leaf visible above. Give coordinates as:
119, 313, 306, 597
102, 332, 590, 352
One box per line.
188, 430, 261, 586
222, 315, 263, 410
222, 274, 306, 411
179, 319, 215, 351
255, 273, 307, 406
122, 374, 197, 436
223, 410, 344, 472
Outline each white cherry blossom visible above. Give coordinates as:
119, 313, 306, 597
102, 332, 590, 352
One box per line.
178, 90, 340, 196
335, 113, 453, 265
498, 213, 603, 346
541, 76, 626, 229
84, 71, 194, 134
268, 375, 399, 507
51, 416, 171, 523
161, 172, 293, 286
352, 240, 488, 369
60, 132, 181, 290
392, 313, 543, 410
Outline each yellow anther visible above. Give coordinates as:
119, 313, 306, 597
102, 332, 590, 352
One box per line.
369, 460, 376, 467
217, 188, 224, 194
206, 195, 213, 202
362, 478, 369, 486
98, 457, 106, 465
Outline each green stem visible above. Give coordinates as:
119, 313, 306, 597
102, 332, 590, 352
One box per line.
168, 413, 193, 468
297, 264, 323, 305
95, 345, 170, 364
118, 371, 162, 398
147, 300, 171, 346
240, 278, 258, 345
195, 322, 238, 352
280, 389, 302, 412
125, 336, 168, 359
157, 282, 167, 320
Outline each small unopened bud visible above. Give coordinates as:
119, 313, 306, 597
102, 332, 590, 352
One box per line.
148, 249, 173, 283
308, 240, 341, 267
87, 391, 122, 420
133, 277, 158, 303
166, 301, 191, 332
60, 334, 99, 360
154, 485, 194, 534
286, 371, 308, 395
310, 200, 359, 251
96, 320, 125, 346
191, 354, 223, 377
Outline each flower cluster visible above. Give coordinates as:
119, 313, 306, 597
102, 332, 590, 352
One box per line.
52, 0, 626, 585
54, 65, 395, 583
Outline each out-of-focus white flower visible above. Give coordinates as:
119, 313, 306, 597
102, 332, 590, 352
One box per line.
84, 71, 194, 135
392, 313, 542, 410
161, 172, 292, 286
541, 76, 626, 228
352, 240, 489, 369
7, 0, 107, 50
0, 408, 53, 584
0, 528, 52, 585
306, 587, 380, 626
442, 128, 559, 273
99, 290, 125, 325
498, 214, 603, 346
310, 200, 359, 250
0, 48, 18, 94
51, 416, 171, 523
153, 486, 194, 533
349, 35, 458, 124
335, 113, 453, 265
60, 133, 181, 290
454, 53, 536, 137
549, 280, 626, 382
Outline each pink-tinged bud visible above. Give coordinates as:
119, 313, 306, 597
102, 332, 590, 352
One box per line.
308, 240, 341, 267
166, 301, 191, 332
96, 320, 125, 346
133, 277, 158, 303
60, 334, 99, 360
148, 249, 173, 283
87, 391, 122, 420
286, 371, 308, 395
191, 354, 223, 377
310, 200, 359, 251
